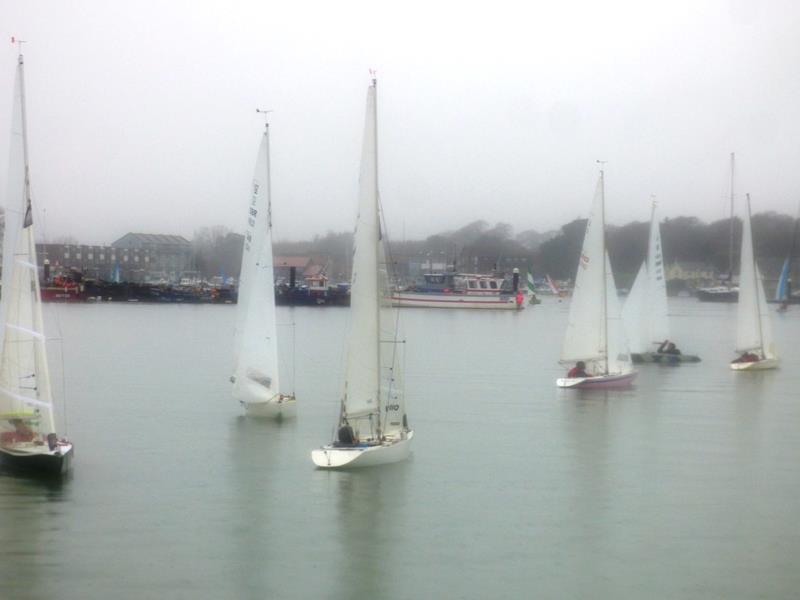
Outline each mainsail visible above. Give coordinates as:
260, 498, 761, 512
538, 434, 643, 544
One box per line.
342, 81, 382, 433
561, 172, 631, 375
622, 204, 670, 353
561, 176, 606, 368
0, 54, 56, 436
340, 79, 405, 440
736, 195, 775, 358
232, 125, 280, 404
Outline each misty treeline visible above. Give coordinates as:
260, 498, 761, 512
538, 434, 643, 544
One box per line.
190, 212, 798, 284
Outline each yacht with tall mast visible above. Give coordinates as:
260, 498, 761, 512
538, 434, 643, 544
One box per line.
0, 45, 73, 474
311, 76, 412, 468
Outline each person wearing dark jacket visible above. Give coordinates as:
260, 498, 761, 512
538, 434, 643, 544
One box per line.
567, 361, 589, 378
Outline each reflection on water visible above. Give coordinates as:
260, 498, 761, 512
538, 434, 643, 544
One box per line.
0, 301, 798, 598
329, 464, 409, 598
0, 472, 71, 600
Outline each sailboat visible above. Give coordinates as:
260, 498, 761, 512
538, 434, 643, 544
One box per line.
730, 194, 779, 371
0, 49, 73, 474
311, 77, 413, 468
622, 201, 700, 364
557, 169, 636, 389
230, 115, 296, 418
774, 205, 799, 308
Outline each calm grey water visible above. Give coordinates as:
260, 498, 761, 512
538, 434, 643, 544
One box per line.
0, 299, 798, 599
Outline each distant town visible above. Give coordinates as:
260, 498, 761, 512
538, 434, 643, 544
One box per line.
19, 210, 800, 296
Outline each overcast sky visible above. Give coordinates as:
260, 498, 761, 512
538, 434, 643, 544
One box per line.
1, 0, 799, 245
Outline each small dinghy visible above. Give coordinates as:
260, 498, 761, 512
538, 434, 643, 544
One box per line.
730, 193, 779, 371
312, 76, 412, 469
623, 201, 700, 364
231, 114, 296, 418
557, 168, 636, 389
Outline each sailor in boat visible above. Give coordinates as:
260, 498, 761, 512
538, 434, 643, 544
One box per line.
732, 352, 760, 364
657, 340, 681, 355
567, 361, 589, 378
335, 420, 358, 447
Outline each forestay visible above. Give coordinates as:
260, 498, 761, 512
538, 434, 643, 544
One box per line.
232, 127, 281, 404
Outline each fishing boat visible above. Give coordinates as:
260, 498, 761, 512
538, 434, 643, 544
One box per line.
697, 153, 739, 302
622, 202, 700, 364
557, 169, 636, 389
0, 47, 73, 474
230, 113, 296, 418
312, 76, 413, 468
730, 194, 779, 371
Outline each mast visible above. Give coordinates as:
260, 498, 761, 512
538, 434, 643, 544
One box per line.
372, 74, 382, 437
747, 194, 765, 358
600, 167, 608, 375
728, 152, 735, 284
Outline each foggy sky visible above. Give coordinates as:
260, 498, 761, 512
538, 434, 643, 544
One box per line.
1, 0, 799, 245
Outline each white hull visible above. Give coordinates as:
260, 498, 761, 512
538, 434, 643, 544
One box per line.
730, 358, 779, 371
243, 395, 297, 419
391, 293, 522, 310
556, 370, 637, 389
311, 430, 413, 469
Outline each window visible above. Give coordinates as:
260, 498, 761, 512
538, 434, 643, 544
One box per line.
99, 253, 105, 260
479, 281, 488, 289
468, 280, 477, 289
124, 255, 129, 262
64, 252, 70, 259
144, 256, 149, 263
88, 253, 93, 260
134, 256, 139, 263
489, 281, 498, 289
76, 252, 81, 259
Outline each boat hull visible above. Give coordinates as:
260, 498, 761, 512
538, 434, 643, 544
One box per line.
391, 293, 523, 310
311, 431, 413, 469
0, 443, 73, 475
730, 357, 779, 371
243, 396, 297, 419
556, 371, 638, 389
696, 288, 738, 302
631, 352, 701, 364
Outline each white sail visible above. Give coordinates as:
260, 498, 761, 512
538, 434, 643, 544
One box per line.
561, 176, 606, 368
646, 206, 670, 343
605, 252, 632, 374
622, 205, 670, 354
0, 55, 56, 435
342, 82, 381, 435
232, 126, 281, 404
622, 262, 648, 354
736, 195, 776, 359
